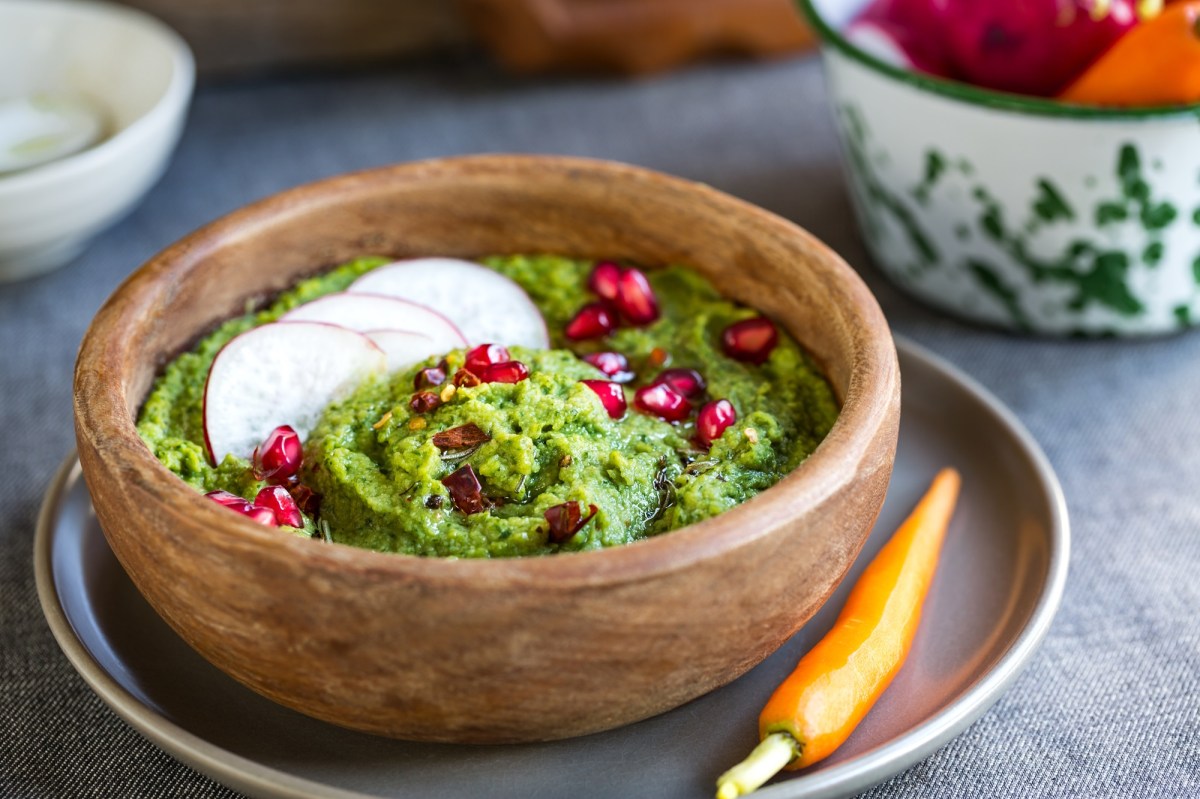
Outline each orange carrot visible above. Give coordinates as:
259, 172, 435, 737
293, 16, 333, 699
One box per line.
1059, 1, 1200, 106
716, 469, 961, 799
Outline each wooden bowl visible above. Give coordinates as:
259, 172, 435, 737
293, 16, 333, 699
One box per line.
73, 155, 900, 743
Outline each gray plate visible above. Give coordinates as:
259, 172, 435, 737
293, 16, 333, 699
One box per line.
36, 338, 1068, 799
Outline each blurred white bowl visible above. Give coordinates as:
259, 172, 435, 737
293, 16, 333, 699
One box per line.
0, 0, 194, 282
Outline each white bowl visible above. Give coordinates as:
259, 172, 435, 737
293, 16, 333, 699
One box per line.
0, 0, 194, 282
802, 0, 1200, 336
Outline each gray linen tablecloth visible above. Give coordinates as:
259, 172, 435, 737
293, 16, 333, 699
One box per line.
2, 55, 1197, 798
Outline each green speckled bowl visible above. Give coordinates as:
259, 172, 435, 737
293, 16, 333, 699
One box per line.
801, 0, 1200, 336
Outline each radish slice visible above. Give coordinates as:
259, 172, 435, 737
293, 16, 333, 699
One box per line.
350, 258, 550, 349
364, 329, 447, 372
203, 321, 386, 464
281, 293, 466, 353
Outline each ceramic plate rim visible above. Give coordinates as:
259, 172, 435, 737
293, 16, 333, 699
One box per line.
35, 336, 1070, 799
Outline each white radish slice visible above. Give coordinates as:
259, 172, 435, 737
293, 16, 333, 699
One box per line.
203, 321, 386, 464
350, 258, 550, 349
281, 292, 467, 353
364, 329, 446, 372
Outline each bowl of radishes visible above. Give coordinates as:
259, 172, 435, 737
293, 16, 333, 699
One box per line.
73, 155, 900, 742
800, 0, 1200, 335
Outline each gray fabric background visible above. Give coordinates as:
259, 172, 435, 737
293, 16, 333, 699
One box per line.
2, 55, 1198, 798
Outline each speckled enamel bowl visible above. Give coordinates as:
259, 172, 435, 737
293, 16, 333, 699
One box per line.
801, 0, 1200, 336
74, 156, 900, 743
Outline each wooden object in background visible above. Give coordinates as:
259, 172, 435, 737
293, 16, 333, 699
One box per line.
116, 0, 472, 78
74, 155, 898, 743
461, 0, 816, 74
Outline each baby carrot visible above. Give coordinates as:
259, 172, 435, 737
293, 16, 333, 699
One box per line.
1059, 0, 1200, 106
716, 468, 961, 799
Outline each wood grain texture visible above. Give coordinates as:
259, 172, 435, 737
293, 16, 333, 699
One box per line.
73, 155, 900, 743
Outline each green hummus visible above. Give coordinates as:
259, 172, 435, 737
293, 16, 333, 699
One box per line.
137, 255, 838, 557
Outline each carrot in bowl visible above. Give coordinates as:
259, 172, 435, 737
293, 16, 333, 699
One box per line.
716, 468, 961, 799
1059, 0, 1200, 106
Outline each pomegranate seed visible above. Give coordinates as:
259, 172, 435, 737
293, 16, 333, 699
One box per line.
252, 425, 302, 483
255, 485, 303, 527
414, 363, 447, 390
204, 491, 277, 526
410, 391, 442, 413
652, 368, 706, 399
722, 317, 778, 364
565, 302, 618, 340
544, 500, 598, 544
588, 261, 622, 301
696, 399, 737, 447
583, 351, 635, 383
441, 464, 488, 515
478, 360, 530, 383
615, 268, 660, 325
634, 382, 692, 422
464, 344, 511, 374
581, 379, 627, 419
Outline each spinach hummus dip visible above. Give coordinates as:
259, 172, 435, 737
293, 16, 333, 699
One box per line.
137, 255, 838, 558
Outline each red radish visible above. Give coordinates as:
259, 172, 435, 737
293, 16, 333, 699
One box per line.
203, 321, 386, 464
588, 261, 622, 301
351, 258, 551, 349
847, 0, 955, 77
722, 317, 778, 364
583, 351, 635, 382
362, 329, 448, 373
615, 268, 660, 325
441, 464, 488, 515
465, 343, 510, 374
565, 302, 618, 340
696, 399, 737, 447
939, 0, 1137, 96
281, 293, 465, 356
581, 379, 627, 419
255, 485, 303, 527
652, 368, 707, 399
543, 500, 598, 543
251, 424, 302, 482
478, 361, 530, 384
204, 491, 277, 526
634, 382, 692, 422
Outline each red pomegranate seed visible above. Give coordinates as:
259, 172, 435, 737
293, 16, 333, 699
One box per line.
583, 351, 635, 383
543, 500, 598, 544
255, 485, 303, 527
410, 391, 442, 413
464, 343, 511, 374
441, 464, 488, 515
414, 363, 447, 390
588, 261, 622, 301
478, 360, 530, 383
581, 379, 627, 419
204, 490, 278, 526
634, 382, 692, 422
252, 425, 302, 483
722, 317, 778, 364
565, 302, 618, 340
652, 368, 707, 399
696, 399, 737, 447
615, 268, 660, 325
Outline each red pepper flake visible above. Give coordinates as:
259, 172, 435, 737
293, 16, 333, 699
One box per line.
648, 347, 670, 367
410, 391, 442, 413
432, 423, 491, 450
453, 369, 483, 388
441, 464, 489, 515
414, 362, 447, 390
289, 483, 322, 516
543, 500, 599, 544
